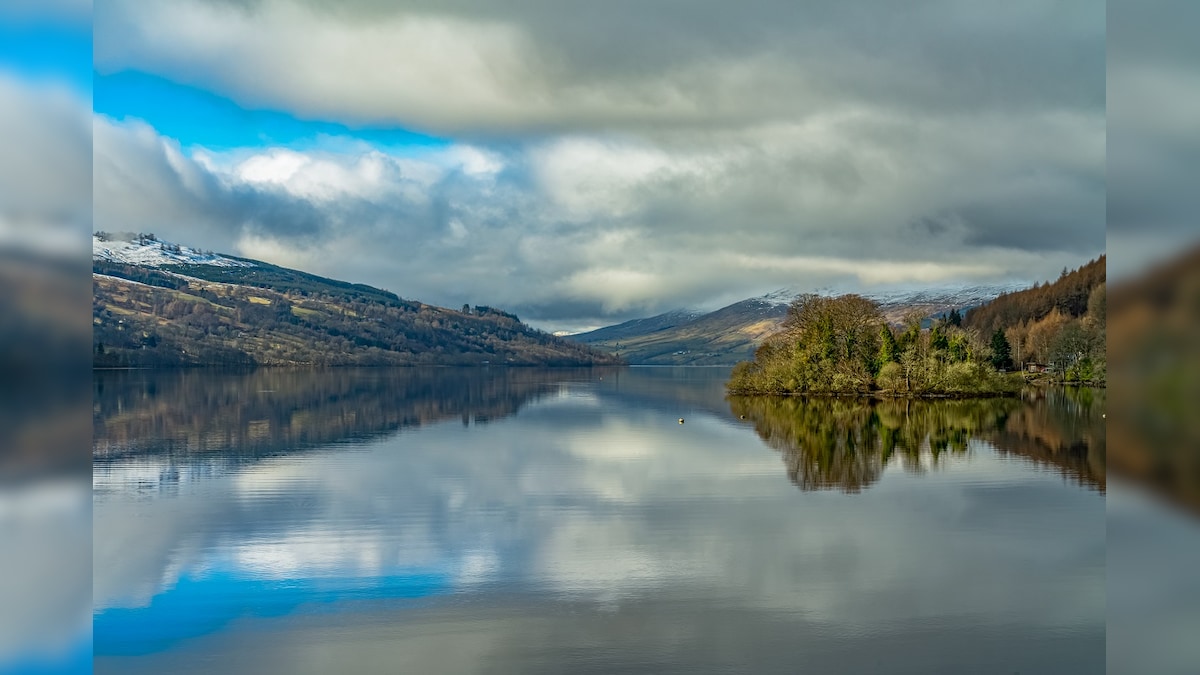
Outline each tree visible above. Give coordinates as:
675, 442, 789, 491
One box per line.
729, 294, 884, 394
1027, 309, 1068, 364
1086, 282, 1105, 326
897, 311, 923, 350
948, 333, 968, 362
930, 325, 949, 352
947, 308, 962, 327
990, 328, 1013, 370
878, 326, 899, 369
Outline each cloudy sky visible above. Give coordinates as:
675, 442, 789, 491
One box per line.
87, 1, 1106, 330
1107, 0, 1200, 280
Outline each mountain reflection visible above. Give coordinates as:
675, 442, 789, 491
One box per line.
94, 367, 614, 461
730, 389, 1105, 493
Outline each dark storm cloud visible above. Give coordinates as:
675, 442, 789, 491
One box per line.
96, 0, 1103, 135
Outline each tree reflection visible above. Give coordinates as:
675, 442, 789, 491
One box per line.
730, 391, 1104, 493
94, 367, 616, 461
988, 387, 1105, 491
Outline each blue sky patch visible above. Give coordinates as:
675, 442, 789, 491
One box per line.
0, 20, 92, 93
94, 70, 447, 153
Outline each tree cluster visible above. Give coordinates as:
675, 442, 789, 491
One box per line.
959, 257, 1105, 383
965, 256, 1104, 335
728, 294, 1019, 396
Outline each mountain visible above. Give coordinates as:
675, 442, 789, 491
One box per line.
571, 309, 705, 344
573, 297, 785, 365
864, 283, 1028, 322
571, 283, 1024, 365
92, 232, 621, 368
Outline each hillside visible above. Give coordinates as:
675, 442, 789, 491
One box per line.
961, 256, 1105, 379
964, 256, 1105, 335
572, 284, 1022, 365
574, 309, 704, 344
575, 297, 786, 365
92, 233, 622, 368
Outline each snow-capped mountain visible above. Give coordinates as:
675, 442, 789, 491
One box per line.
569, 281, 1029, 365
93, 233, 254, 268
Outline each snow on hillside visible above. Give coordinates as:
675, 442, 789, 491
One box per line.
864, 283, 1028, 308
758, 288, 799, 305
758, 282, 1027, 309
92, 234, 254, 268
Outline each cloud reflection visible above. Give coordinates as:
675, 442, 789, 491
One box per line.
94, 369, 1103, 672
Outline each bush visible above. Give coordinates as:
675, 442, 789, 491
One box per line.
876, 362, 904, 392
941, 362, 979, 393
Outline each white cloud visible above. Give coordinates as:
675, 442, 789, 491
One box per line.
727, 253, 1005, 286
92, 111, 1103, 328
0, 71, 91, 225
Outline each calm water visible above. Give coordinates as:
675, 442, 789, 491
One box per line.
93, 367, 1105, 674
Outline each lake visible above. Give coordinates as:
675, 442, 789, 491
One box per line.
93, 367, 1105, 674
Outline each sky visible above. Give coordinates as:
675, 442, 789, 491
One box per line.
1106, 0, 1200, 280
15, 0, 1112, 332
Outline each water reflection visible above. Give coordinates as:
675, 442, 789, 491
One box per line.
989, 387, 1105, 491
94, 367, 613, 462
1, 376, 91, 673
94, 368, 1104, 674
731, 388, 1105, 493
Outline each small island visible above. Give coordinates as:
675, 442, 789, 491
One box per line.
728, 293, 1021, 397
728, 271, 1106, 398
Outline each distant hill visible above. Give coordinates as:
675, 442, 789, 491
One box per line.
571, 284, 1022, 365
92, 233, 621, 368
573, 309, 705, 344
574, 297, 784, 365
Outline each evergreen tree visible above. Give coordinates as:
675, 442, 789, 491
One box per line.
948, 334, 968, 362
947, 308, 962, 326
989, 328, 1013, 370
930, 325, 950, 352
878, 326, 899, 369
